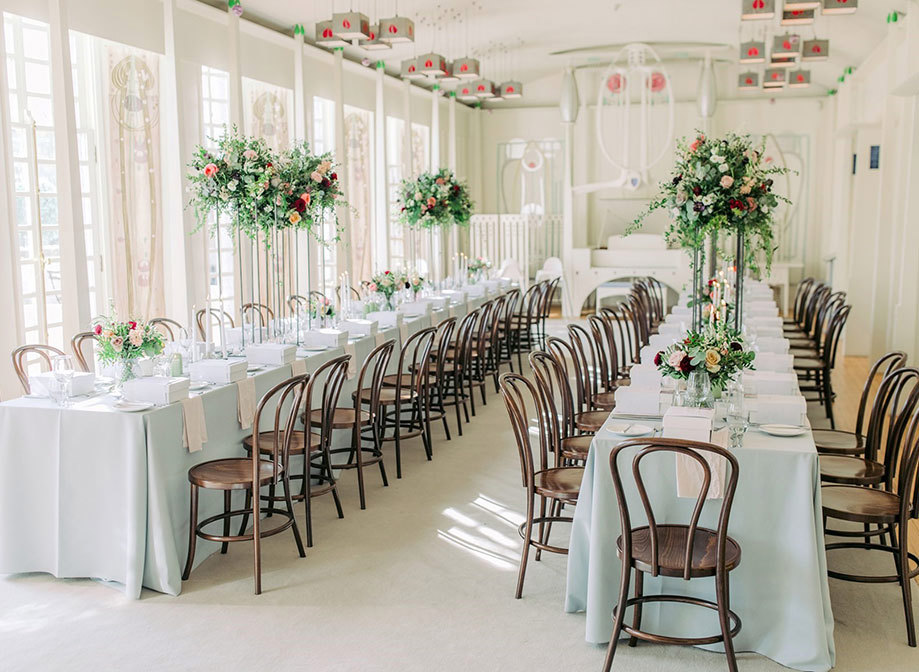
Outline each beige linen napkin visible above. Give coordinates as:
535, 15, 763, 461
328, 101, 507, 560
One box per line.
374, 332, 388, 348
344, 342, 357, 379
181, 396, 208, 453
236, 376, 257, 430
291, 358, 307, 377
399, 323, 409, 344
676, 428, 728, 500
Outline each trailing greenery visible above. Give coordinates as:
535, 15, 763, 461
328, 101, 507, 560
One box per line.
397, 169, 473, 230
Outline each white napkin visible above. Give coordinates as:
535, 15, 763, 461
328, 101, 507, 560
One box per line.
742, 371, 797, 396
657, 323, 683, 340
648, 333, 677, 352
755, 353, 794, 372
291, 358, 307, 377
236, 376, 257, 430
344, 342, 357, 379
614, 386, 660, 415
756, 336, 790, 354
182, 396, 208, 453
675, 428, 728, 500
748, 316, 783, 330
749, 394, 807, 426
640, 345, 656, 365
746, 301, 778, 317
629, 364, 662, 391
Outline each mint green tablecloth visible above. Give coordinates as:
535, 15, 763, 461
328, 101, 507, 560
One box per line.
0, 296, 485, 598
564, 415, 836, 672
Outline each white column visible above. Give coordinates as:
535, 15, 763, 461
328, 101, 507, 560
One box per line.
431, 84, 441, 169
373, 61, 389, 269
48, 0, 89, 333
447, 92, 458, 265
402, 79, 415, 267
292, 25, 314, 302
333, 48, 353, 277
561, 120, 575, 317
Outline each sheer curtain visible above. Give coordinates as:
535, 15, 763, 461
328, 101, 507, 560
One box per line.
102, 43, 164, 320
344, 106, 373, 280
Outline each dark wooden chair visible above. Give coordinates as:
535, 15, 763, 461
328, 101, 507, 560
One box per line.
440, 310, 478, 437
336, 284, 361, 302
495, 288, 520, 375
499, 372, 581, 598
535, 277, 559, 349
784, 277, 814, 327
546, 336, 609, 433
794, 304, 851, 428
182, 374, 308, 595
529, 350, 592, 464
70, 331, 96, 373
569, 322, 616, 412
149, 317, 186, 341
312, 340, 394, 510
11, 344, 65, 394
506, 283, 543, 371
195, 308, 235, 340
603, 437, 742, 672
241, 302, 275, 327
822, 387, 919, 647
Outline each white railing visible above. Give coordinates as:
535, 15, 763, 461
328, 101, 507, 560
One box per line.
468, 214, 562, 282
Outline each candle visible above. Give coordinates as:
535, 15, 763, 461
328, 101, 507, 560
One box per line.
205, 298, 212, 353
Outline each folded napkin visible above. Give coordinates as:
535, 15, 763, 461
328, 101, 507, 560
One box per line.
675, 427, 728, 500
341, 318, 378, 338
742, 370, 797, 396
657, 323, 683, 340
754, 325, 785, 338
236, 376, 257, 430
398, 301, 432, 317
291, 358, 307, 377
374, 332, 388, 348
756, 336, 790, 354
465, 284, 486, 299
245, 343, 296, 366
648, 333, 678, 352
29, 371, 96, 397
747, 302, 779, 318
749, 394, 807, 426
123, 376, 190, 406
614, 386, 661, 415
182, 396, 208, 453
424, 296, 450, 311
670, 306, 692, 318
367, 311, 403, 329
189, 358, 247, 384
302, 328, 348, 348
639, 345, 656, 366
629, 364, 662, 391
399, 323, 409, 344
754, 352, 794, 373
344, 342, 357, 379
748, 316, 783, 330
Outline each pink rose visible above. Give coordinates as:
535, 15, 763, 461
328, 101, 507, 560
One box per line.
311, 171, 322, 183
720, 175, 734, 189
300, 192, 311, 205
667, 351, 684, 368
368, 282, 377, 292
111, 337, 124, 353
746, 197, 757, 211
243, 149, 257, 160
128, 329, 144, 347
203, 163, 218, 178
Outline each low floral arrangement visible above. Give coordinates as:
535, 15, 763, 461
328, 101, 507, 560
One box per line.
629, 131, 790, 274
367, 270, 405, 308
397, 169, 474, 230
467, 256, 492, 281
653, 325, 755, 391
93, 315, 165, 384
406, 269, 425, 296
309, 295, 336, 321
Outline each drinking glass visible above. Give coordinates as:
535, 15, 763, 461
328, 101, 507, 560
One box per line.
51, 354, 75, 407
726, 397, 748, 449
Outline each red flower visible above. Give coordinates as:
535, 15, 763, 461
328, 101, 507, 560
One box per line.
321, 178, 331, 188
384, 270, 391, 275
679, 355, 693, 374
692, 186, 701, 196
653, 351, 663, 366
93, 324, 102, 335
330, 172, 338, 181
128, 321, 137, 330
683, 338, 691, 345
293, 198, 306, 213
266, 162, 273, 168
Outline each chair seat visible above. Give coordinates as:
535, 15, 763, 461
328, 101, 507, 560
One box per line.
794, 357, 824, 370
561, 435, 592, 461
309, 407, 370, 429
820, 455, 884, 485
534, 467, 582, 499
189, 458, 277, 490
354, 386, 415, 405
243, 430, 321, 455
789, 338, 814, 349
822, 485, 901, 523
617, 525, 741, 578
813, 429, 864, 455
790, 346, 818, 358
594, 391, 617, 411
575, 410, 610, 433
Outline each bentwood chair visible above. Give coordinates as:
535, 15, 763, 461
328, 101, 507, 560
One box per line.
603, 438, 742, 672
814, 351, 907, 457
312, 339, 394, 510
196, 308, 235, 340
790, 291, 846, 357
11, 344, 65, 394
495, 288, 520, 375
795, 304, 851, 428
243, 355, 350, 547
336, 284, 361, 302
356, 327, 436, 479
569, 323, 616, 412
71, 331, 96, 372
822, 388, 919, 647
529, 350, 591, 465
784, 278, 815, 327
507, 283, 543, 371
546, 336, 610, 433
149, 317, 186, 341
441, 310, 478, 436
499, 372, 582, 599
467, 299, 496, 412
182, 374, 308, 595
535, 277, 559, 349
287, 294, 308, 316
241, 302, 275, 327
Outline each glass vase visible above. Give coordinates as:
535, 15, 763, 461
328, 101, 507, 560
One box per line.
687, 369, 714, 409
113, 359, 138, 395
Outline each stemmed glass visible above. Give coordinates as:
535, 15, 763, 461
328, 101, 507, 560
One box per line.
51, 354, 75, 407
726, 395, 748, 449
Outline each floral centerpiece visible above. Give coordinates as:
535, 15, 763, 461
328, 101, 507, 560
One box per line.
467, 256, 492, 283
276, 142, 343, 234
653, 324, 755, 393
397, 169, 474, 230
630, 131, 789, 275
93, 315, 165, 386
406, 269, 425, 296
368, 269, 405, 310
309, 295, 336, 322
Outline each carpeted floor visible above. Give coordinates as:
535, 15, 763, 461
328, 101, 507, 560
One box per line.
2, 347, 919, 671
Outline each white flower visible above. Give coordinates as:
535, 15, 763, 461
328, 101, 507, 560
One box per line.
227, 180, 238, 192
719, 163, 729, 173
761, 205, 770, 214
671, 207, 681, 217
702, 193, 715, 206
675, 188, 687, 205
710, 154, 724, 164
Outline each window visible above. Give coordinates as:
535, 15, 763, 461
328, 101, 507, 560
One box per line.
344, 104, 373, 279
5, 13, 63, 347
312, 96, 337, 292
243, 77, 292, 151
411, 123, 430, 176
386, 116, 406, 267
200, 65, 235, 314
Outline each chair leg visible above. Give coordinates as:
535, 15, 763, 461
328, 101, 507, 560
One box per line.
252, 484, 262, 595
628, 569, 643, 647
237, 490, 252, 536
823, 369, 836, 429
221, 491, 231, 554
716, 567, 739, 672
283, 476, 306, 558
303, 455, 313, 548
898, 524, 917, 647
535, 496, 547, 562
393, 404, 403, 480
601, 559, 632, 672
515, 497, 535, 600
323, 445, 344, 519
181, 484, 199, 581
353, 425, 366, 510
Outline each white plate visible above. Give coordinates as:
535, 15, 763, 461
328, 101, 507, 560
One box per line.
300, 345, 327, 352
188, 381, 210, 391
112, 400, 154, 413
246, 365, 265, 372
605, 423, 654, 437
759, 424, 806, 437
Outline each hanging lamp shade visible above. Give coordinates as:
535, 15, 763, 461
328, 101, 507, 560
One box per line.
739, 40, 766, 63
788, 69, 811, 88
782, 9, 815, 24
784, 1, 819, 8
440, 62, 459, 83
822, 0, 857, 15
379, 16, 414, 44
802, 39, 829, 61
360, 24, 391, 51
499, 81, 522, 99
418, 53, 447, 76
763, 68, 787, 88
559, 68, 579, 123
738, 72, 760, 90
316, 20, 349, 48
472, 79, 496, 98
453, 58, 480, 79
772, 34, 801, 59
332, 11, 370, 40
456, 82, 478, 101
741, 0, 776, 20
401, 58, 424, 79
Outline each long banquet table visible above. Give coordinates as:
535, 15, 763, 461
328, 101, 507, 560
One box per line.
564, 286, 837, 672
0, 295, 490, 599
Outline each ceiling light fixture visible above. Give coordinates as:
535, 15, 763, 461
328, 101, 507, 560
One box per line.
332, 11, 370, 40
771, 34, 801, 59
316, 20, 349, 48
738, 71, 760, 90
788, 69, 811, 88
763, 68, 787, 87
741, 0, 776, 20
801, 38, 829, 61
739, 40, 766, 63
781, 9, 815, 24
822, 0, 858, 15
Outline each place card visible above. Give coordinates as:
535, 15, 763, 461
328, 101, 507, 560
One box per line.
302, 328, 348, 348
245, 343, 296, 366
29, 371, 96, 397
465, 284, 486, 299
748, 394, 807, 426
123, 376, 191, 406
341, 318, 378, 338
742, 370, 797, 396
754, 352, 794, 373
648, 333, 677, 352
189, 358, 248, 384
755, 336, 790, 354
629, 363, 662, 391
367, 310, 403, 329
398, 301, 432, 317
424, 296, 449, 311
662, 406, 714, 443
614, 386, 661, 415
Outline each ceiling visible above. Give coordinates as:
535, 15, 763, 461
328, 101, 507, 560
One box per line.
240, 0, 902, 106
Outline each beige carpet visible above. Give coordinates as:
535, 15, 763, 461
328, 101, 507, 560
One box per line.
2, 358, 919, 671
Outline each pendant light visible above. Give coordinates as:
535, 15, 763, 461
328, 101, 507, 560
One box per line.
771, 33, 801, 59
379, 0, 414, 44
739, 40, 766, 63
741, 0, 776, 20
822, 0, 857, 15
763, 68, 787, 88
784, 1, 819, 8
738, 72, 760, 91
788, 69, 811, 88
801, 39, 829, 61
361, 23, 391, 50
333, 9, 371, 40
316, 20, 349, 48
781, 9, 815, 24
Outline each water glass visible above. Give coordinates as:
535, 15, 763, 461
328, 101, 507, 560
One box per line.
51, 354, 75, 407
726, 398, 748, 449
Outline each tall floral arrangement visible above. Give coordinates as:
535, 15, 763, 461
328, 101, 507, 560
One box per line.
630, 131, 789, 274
276, 142, 343, 235
397, 169, 473, 230
653, 324, 755, 391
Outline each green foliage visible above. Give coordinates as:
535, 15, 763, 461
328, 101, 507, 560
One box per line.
397, 169, 473, 230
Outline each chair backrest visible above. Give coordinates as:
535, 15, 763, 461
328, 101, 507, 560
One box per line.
308, 290, 328, 303
288, 294, 308, 314
499, 372, 557, 490
568, 323, 601, 408
821, 304, 851, 369
792, 278, 815, 324
304, 355, 351, 448
336, 284, 361, 302
853, 351, 908, 438
12, 344, 66, 394
802, 284, 830, 338
864, 367, 919, 486
529, 349, 575, 446
589, 313, 619, 390
609, 437, 740, 580
538, 278, 559, 321
518, 283, 542, 322
500, 288, 521, 339
353, 339, 396, 415
486, 294, 508, 353
432, 317, 457, 379
394, 326, 437, 401
546, 336, 588, 414
601, 306, 638, 373
149, 317, 186, 341
472, 300, 495, 361
812, 291, 846, 356
897, 403, 919, 520
627, 293, 651, 347
241, 302, 274, 327
71, 331, 96, 373
252, 374, 310, 482
196, 308, 235, 340
451, 309, 480, 372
